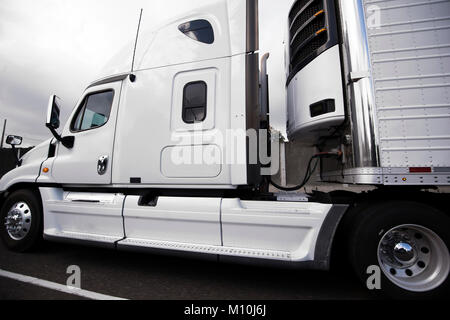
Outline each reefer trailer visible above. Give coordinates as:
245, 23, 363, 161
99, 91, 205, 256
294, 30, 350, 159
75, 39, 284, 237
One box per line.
1, 0, 449, 298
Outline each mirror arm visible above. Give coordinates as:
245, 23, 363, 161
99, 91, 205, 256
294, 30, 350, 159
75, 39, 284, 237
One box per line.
46, 123, 62, 141
46, 124, 74, 149
10, 145, 21, 166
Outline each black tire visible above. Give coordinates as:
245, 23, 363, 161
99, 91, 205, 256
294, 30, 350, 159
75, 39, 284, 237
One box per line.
348, 201, 450, 299
0, 189, 43, 252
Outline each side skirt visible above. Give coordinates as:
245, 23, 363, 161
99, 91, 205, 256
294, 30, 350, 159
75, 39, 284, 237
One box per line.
42, 204, 348, 271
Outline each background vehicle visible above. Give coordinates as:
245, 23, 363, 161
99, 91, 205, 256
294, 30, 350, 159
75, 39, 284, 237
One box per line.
1, 0, 449, 298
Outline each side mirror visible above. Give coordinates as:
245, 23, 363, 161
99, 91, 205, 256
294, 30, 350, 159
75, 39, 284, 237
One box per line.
45, 95, 74, 148
6, 135, 23, 166
6, 135, 23, 146
46, 95, 61, 129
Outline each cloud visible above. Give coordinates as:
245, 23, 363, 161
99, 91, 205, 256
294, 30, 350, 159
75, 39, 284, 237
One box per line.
0, 0, 294, 147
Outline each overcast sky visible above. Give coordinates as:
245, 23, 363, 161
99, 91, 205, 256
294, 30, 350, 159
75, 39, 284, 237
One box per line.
0, 0, 294, 147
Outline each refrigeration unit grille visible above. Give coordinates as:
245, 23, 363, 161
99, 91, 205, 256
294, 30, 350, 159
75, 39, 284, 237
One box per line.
290, 0, 324, 37
287, 0, 339, 84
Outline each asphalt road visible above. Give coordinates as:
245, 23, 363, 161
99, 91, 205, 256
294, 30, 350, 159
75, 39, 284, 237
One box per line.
0, 240, 375, 300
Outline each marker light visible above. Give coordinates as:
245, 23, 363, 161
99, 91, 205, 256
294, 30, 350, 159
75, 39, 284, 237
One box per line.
43, 167, 49, 173
314, 9, 324, 16
409, 167, 432, 173
316, 28, 327, 35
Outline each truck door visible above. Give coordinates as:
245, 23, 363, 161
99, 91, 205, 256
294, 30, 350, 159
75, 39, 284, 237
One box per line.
51, 81, 122, 185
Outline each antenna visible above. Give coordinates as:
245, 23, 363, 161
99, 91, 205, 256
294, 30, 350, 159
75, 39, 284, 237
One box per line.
130, 8, 143, 82
0, 119, 6, 148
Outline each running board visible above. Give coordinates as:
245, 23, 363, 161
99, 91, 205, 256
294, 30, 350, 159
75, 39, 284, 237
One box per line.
44, 230, 123, 249
117, 238, 292, 261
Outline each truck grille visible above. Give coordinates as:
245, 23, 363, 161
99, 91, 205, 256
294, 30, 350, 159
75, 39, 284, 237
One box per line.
287, 0, 339, 84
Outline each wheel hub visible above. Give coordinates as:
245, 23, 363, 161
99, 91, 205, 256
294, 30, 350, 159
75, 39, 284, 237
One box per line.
377, 224, 450, 292
393, 242, 416, 264
6, 209, 23, 232
4, 202, 32, 241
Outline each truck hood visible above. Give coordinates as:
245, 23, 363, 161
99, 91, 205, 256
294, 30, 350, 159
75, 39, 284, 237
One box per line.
20, 138, 52, 166
0, 138, 52, 193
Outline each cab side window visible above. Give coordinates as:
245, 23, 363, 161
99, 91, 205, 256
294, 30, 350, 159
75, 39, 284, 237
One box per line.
71, 90, 114, 132
182, 81, 207, 124
178, 20, 214, 44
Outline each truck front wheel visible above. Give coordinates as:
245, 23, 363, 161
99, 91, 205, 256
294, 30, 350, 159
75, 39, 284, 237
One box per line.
348, 201, 450, 298
0, 189, 42, 252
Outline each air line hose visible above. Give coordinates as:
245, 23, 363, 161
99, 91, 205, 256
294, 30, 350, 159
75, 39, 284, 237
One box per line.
270, 151, 342, 191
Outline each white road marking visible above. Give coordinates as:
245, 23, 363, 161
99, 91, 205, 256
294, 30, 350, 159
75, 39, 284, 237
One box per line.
0, 269, 128, 300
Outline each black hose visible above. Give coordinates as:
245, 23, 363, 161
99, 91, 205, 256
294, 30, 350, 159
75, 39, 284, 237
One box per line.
270, 151, 341, 191
270, 155, 319, 191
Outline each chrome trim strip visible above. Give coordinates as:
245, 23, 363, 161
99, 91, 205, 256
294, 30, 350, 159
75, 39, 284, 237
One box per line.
321, 168, 450, 185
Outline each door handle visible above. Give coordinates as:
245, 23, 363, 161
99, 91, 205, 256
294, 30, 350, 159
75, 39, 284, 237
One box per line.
97, 155, 108, 175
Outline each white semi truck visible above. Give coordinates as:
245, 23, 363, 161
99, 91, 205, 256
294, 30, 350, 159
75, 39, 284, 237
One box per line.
1, 0, 449, 298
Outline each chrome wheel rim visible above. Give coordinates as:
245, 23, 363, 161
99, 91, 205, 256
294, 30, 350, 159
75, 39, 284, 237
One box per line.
4, 202, 32, 241
377, 224, 449, 292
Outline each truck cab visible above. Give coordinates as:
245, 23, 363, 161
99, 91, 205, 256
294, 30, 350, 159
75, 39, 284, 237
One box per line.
1, 0, 449, 298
